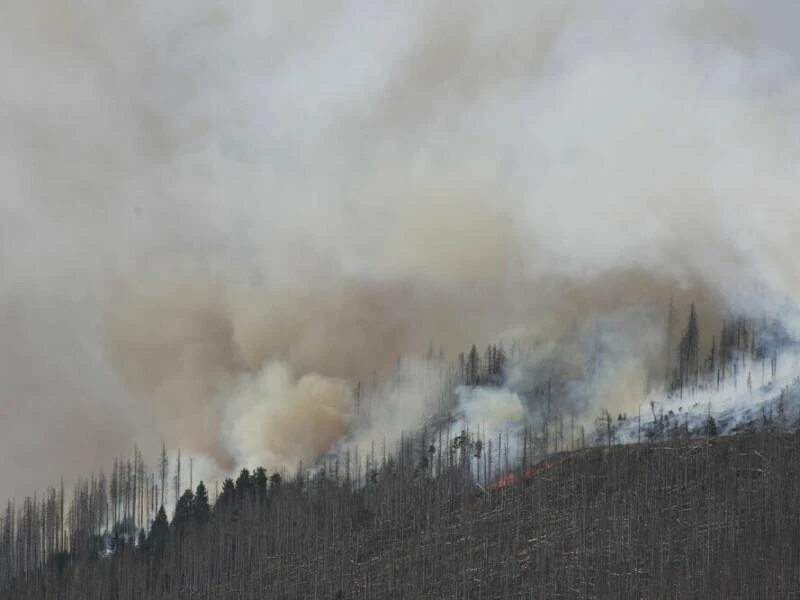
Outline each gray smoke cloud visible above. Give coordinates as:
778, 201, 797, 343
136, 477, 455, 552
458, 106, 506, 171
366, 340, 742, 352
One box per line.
2, 0, 800, 500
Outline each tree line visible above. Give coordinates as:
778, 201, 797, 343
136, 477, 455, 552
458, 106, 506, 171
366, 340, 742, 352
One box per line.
2, 301, 798, 597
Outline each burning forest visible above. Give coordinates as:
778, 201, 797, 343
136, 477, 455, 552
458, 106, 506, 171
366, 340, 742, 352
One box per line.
3, 0, 800, 597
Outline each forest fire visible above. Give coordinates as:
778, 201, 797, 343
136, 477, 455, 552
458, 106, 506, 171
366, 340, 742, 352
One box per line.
486, 454, 573, 491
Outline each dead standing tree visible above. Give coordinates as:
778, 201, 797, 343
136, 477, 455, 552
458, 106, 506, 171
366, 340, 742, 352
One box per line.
677, 303, 700, 399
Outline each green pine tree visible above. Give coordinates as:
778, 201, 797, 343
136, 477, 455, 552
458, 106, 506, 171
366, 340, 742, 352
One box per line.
216, 478, 236, 511
235, 468, 252, 499
252, 467, 268, 503
147, 506, 169, 557
193, 482, 210, 525
171, 489, 195, 533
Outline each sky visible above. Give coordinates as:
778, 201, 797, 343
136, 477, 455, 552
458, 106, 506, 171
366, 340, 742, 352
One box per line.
2, 0, 800, 502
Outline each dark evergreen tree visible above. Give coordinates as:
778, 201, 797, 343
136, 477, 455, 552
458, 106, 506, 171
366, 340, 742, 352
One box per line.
235, 468, 252, 499
192, 482, 210, 525
466, 345, 479, 386
494, 343, 506, 384
146, 506, 168, 557
216, 478, 236, 509
171, 489, 194, 534
269, 472, 282, 491
252, 468, 268, 503
677, 303, 700, 397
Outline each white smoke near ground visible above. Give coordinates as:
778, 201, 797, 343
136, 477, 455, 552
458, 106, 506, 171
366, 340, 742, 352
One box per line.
3, 0, 800, 500
454, 387, 528, 468
457, 387, 527, 436
222, 362, 351, 472
614, 350, 800, 445
325, 357, 451, 470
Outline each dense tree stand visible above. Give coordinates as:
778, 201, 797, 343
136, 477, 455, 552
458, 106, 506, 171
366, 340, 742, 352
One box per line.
3, 432, 799, 599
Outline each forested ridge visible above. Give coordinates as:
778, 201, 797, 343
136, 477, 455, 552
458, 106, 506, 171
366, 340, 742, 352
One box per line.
3, 431, 800, 599
7, 0, 800, 595
3, 304, 800, 599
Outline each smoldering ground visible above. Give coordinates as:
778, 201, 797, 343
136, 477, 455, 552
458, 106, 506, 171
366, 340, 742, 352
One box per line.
2, 0, 800, 500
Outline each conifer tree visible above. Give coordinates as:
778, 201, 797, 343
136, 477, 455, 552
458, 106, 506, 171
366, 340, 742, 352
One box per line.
252, 468, 268, 504
147, 506, 168, 557
466, 345, 479, 386
235, 468, 252, 499
192, 482, 210, 525
677, 303, 700, 397
216, 479, 236, 511
171, 489, 194, 534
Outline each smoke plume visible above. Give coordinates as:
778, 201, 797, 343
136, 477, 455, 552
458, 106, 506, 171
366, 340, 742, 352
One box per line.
2, 0, 800, 500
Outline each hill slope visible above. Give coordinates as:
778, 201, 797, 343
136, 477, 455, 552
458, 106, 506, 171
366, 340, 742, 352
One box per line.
5, 431, 799, 599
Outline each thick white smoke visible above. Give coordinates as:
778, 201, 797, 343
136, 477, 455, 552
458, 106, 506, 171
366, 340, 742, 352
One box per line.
2, 0, 800, 500
456, 386, 527, 442
222, 362, 351, 471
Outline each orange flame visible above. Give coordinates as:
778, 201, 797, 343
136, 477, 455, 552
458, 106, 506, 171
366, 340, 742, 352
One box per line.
486, 457, 567, 491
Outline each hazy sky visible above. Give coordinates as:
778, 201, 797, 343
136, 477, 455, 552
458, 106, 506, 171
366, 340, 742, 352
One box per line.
2, 0, 800, 502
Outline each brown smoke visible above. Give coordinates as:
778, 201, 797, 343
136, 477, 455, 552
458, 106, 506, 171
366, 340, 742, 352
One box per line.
3, 0, 800, 500
103, 264, 726, 473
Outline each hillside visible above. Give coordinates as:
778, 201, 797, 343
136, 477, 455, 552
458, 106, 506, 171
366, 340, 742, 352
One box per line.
3, 431, 799, 599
